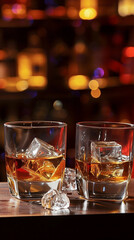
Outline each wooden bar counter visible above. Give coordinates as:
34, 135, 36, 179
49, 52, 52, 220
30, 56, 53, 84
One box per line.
0, 182, 134, 239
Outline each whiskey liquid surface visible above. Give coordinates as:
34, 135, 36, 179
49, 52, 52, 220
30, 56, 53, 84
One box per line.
75, 158, 132, 183
6, 153, 65, 182
5, 153, 65, 200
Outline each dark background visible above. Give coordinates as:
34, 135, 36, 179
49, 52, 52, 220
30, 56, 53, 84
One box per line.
0, 0, 134, 180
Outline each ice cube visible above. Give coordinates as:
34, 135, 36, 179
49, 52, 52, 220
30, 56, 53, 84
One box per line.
91, 141, 122, 162
90, 163, 101, 178
26, 138, 60, 159
41, 189, 70, 210
90, 157, 101, 178
62, 168, 77, 191
37, 160, 55, 179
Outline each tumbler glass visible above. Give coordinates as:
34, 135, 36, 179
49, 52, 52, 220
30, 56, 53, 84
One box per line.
4, 121, 67, 201
75, 121, 134, 201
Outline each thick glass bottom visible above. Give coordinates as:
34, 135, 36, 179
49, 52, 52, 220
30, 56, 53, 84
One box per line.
76, 174, 129, 202
7, 176, 62, 201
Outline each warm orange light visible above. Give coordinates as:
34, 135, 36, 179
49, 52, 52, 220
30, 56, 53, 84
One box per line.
74, 42, 86, 54
66, 7, 78, 19
118, 0, 134, 16
31, 53, 47, 65
28, 10, 46, 20
28, 76, 47, 88
79, 8, 97, 20
12, 4, 26, 19
0, 50, 7, 60
2, 4, 13, 20
5, 77, 18, 92
16, 80, 28, 91
18, 54, 31, 80
97, 78, 108, 88
2, 3, 26, 20
0, 78, 7, 89
123, 47, 134, 58
89, 79, 99, 90
91, 88, 101, 98
80, 0, 97, 9
79, 0, 98, 20
68, 75, 89, 90
54, 6, 66, 17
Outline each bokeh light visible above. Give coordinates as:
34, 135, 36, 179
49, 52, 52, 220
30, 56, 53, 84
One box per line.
18, 54, 31, 80
12, 4, 26, 16
74, 42, 86, 54
66, 7, 78, 19
53, 100, 63, 110
28, 76, 47, 88
79, 8, 97, 20
91, 88, 101, 98
16, 80, 28, 91
97, 78, 108, 88
68, 75, 89, 90
89, 79, 99, 90
2, 4, 13, 21
94, 67, 104, 78
118, 0, 134, 16
123, 46, 134, 58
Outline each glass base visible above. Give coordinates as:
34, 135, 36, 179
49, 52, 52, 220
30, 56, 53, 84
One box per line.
76, 175, 129, 202
7, 176, 62, 201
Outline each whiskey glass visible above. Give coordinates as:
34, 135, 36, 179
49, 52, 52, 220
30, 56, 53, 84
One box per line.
4, 121, 67, 201
75, 121, 134, 201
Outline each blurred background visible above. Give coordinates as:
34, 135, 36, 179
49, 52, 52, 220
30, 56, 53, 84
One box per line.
0, 0, 134, 180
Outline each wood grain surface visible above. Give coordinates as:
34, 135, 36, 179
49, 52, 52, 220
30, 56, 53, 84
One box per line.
0, 182, 134, 217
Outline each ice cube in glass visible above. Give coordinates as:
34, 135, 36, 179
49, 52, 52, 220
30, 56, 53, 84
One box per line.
4, 121, 67, 200
91, 141, 122, 162
26, 137, 60, 159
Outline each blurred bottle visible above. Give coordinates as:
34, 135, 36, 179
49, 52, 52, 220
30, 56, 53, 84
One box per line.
17, 32, 47, 89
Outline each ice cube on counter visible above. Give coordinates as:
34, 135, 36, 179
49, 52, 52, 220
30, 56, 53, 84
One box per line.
41, 189, 70, 210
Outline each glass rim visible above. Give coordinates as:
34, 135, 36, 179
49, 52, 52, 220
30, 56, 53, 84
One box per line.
76, 121, 134, 129
4, 120, 67, 129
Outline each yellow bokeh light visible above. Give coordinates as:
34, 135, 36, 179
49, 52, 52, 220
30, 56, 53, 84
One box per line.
89, 79, 99, 90
79, 8, 97, 20
68, 75, 89, 90
28, 76, 47, 88
18, 54, 31, 80
118, 0, 134, 16
91, 88, 101, 98
16, 80, 28, 91
80, 0, 98, 10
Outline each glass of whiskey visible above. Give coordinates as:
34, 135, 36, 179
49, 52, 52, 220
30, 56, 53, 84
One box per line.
75, 121, 134, 202
4, 121, 67, 201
